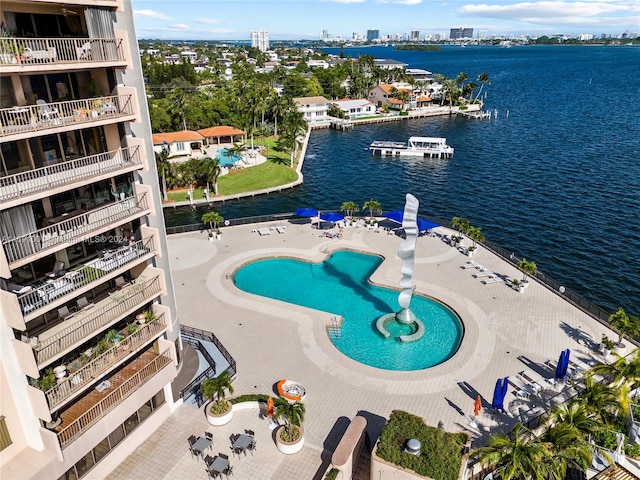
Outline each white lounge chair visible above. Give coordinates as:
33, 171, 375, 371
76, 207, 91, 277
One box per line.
482, 275, 505, 285
520, 369, 557, 387
508, 376, 536, 397
474, 270, 494, 278
516, 372, 543, 392
76, 41, 91, 60
460, 261, 480, 269
36, 99, 60, 123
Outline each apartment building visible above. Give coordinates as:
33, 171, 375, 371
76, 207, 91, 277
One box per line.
0, 1, 183, 479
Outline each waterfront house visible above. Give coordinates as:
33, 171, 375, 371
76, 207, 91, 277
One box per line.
152, 130, 205, 158
368, 84, 434, 110
293, 96, 331, 123
373, 58, 408, 70
331, 99, 376, 119
197, 126, 246, 146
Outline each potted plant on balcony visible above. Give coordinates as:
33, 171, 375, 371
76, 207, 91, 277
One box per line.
202, 370, 234, 426
144, 309, 156, 324
35, 368, 56, 391
273, 396, 306, 454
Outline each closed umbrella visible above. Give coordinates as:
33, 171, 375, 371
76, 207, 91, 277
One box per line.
473, 395, 482, 416
500, 377, 509, 408
561, 349, 571, 379
555, 350, 567, 379
492, 378, 506, 410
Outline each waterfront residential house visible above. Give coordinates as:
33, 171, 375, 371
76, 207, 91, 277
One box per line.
373, 58, 408, 70
331, 99, 376, 119
151, 131, 205, 159
0, 1, 184, 479
293, 96, 331, 123
368, 84, 433, 110
197, 126, 246, 147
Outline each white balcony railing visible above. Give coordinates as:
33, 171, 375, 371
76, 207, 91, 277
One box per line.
0, 94, 134, 138
17, 236, 155, 315
3, 193, 149, 265
35, 275, 163, 366
45, 313, 167, 409
0, 37, 124, 66
0, 146, 141, 203
57, 349, 172, 448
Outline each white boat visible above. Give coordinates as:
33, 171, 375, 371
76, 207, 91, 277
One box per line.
369, 136, 454, 159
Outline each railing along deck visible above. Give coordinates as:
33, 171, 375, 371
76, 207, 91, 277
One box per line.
35, 275, 163, 367
0, 94, 134, 137
0, 146, 141, 203
17, 236, 155, 315
0, 37, 124, 66
45, 313, 167, 410
3, 193, 149, 265
56, 349, 172, 448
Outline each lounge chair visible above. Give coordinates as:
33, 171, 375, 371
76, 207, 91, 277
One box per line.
516, 373, 543, 392
520, 369, 557, 387
114, 276, 128, 290
508, 376, 536, 398
77, 296, 94, 310
58, 306, 75, 321
473, 270, 494, 278
481, 275, 505, 285
36, 99, 60, 123
46, 260, 66, 278
460, 260, 480, 269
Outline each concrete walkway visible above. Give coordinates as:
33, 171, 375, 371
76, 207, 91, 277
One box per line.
109, 220, 621, 479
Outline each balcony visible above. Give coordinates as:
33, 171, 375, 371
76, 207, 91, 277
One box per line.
0, 146, 142, 205
34, 275, 164, 367
0, 94, 134, 139
44, 313, 168, 410
56, 349, 173, 448
4, 192, 149, 267
17, 236, 156, 318
0, 37, 125, 70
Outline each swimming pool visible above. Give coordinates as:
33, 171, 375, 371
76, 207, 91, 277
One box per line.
233, 250, 463, 371
216, 148, 242, 166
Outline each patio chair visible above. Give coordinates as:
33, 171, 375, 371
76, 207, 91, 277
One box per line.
223, 465, 234, 477
481, 275, 505, 285
188, 435, 197, 446
77, 296, 94, 310
115, 276, 128, 290
36, 99, 60, 123
57, 306, 75, 321
219, 453, 229, 461
46, 260, 66, 278
204, 455, 215, 467
76, 41, 91, 60
244, 429, 255, 437
205, 431, 213, 440
473, 270, 494, 278
508, 376, 536, 398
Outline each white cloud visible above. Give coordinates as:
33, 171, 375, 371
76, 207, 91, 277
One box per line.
328, 0, 365, 4
167, 23, 191, 31
133, 9, 172, 21
459, 1, 634, 25
194, 18, 222, 25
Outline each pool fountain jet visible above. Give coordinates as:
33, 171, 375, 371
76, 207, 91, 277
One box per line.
375, 194, 425, 342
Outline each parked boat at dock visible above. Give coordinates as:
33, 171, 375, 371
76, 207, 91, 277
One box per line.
369, 136, 454, 159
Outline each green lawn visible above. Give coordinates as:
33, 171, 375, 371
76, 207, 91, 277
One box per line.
218, 160, 297, 195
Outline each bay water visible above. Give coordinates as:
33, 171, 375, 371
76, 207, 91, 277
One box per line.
165, 45, 640, 315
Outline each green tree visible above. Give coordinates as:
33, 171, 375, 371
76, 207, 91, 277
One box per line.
362, 199, 382, 219
573, 375, 620, 422
471, 423, 558, 480
474, 72, 491, 103
590, 349, 640, 413
451, 216, 470, 238
340, 201, 359, 218
201, 210, 224, 233
516, 258, 537, 282
155, 149, 172, 201
200, 370, 234, 414
273, 397, 306, 441
543, 423, 592, 477
467, 226, 485, 248
608, 307, 640, 346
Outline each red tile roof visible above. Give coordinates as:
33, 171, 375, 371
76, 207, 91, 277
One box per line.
197, 126, 245, 138
152, 130, 204, 144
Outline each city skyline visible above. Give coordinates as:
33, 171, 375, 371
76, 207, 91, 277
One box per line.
131, 0, 639, 41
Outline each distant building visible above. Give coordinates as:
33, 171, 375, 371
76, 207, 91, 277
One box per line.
251, 29, 270, 51
411, 30, 420, 41
450, 27, 474, 40
367, 29, 380, 41
373, 58, 408, 70
330, 99, 376, 119
293, 96, 331, 123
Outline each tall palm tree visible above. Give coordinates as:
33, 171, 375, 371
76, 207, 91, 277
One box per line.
544, 402, 600, 439
543, 423, 592, 478
362, 199, 382, 219
395, 89, 411, 111
201, 210, 224, 233
516, 258, 537, 282
451, 216, 470, 238
591, 349, 640, 413
155, 149, 172, 202
273, 397, 305, 440
467, 226, 485, 248
471, 423, 558, 480
340, 201, 359, 219
573, 374, 620, 422
474, 72, 491, 103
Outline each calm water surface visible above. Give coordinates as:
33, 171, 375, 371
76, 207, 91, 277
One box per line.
165, 46, 640, 314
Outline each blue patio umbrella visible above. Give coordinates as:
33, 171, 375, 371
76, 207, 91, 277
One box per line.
295, 208, 319, 217
319, 212, 345, 223
381, 210, 439, 233
381, 210, 404, 223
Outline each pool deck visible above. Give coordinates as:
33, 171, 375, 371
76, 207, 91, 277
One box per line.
108, 220, 625, 480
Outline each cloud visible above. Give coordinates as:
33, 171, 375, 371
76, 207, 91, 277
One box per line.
327, 0, 365, 3
194, 18, 222, 25
376, 0, 423, 3
167, 23, 190, 31
458, 1, 634, 25
133, 9, 172, 21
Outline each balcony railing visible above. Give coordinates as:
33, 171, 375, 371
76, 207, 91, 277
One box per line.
0, 37, 124, 67
3, 192, 149, 265
44, 313, 167, 410
17, 236, 155, 315
0, 94, 134, 138
35, 275, 163, 366
57, 349, 172, 448
0, 146, 141, 204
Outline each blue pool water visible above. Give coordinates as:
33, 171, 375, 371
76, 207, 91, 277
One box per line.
233, 250, 463, 371
216, 148, 242, 166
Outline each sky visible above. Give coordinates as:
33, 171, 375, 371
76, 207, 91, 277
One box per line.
130, 0, 640, 40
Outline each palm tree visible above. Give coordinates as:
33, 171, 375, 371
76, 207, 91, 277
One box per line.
543, 423, 592, 478
467, 226, 485, 249
201, 210, 224, 234
471, 423, 558, 480
227, 142, 248, 163
196, 157, 220, 193
340, 201, 359, 219
362, 199, 382, 220
517, 258, 537, 282
273, 397, 305, 441
451, 216, 470, 241
155, 149, 172, 202
590, 349, 640, 411
544, 402, 600, 439
608, 307, 640, 347
395, 89, 410, 111
200, 370, 234, 414
573, 374, 620, 422
474, 72, 491, 103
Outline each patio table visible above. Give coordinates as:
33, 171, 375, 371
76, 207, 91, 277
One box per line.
192, 436, 212, 457
232, 434, 253, 456
208, 456, 229, 476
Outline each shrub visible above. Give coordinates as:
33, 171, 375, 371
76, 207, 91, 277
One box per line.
459, 105, 468, 111
229, 394, 270, 404
626, 442, 640, 458
324, 468, 339, 480
376, 410, 468, 480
